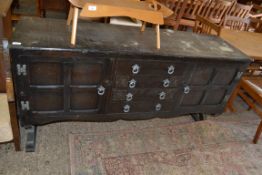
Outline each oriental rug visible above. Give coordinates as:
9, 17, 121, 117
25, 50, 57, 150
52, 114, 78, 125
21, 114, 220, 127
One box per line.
69, 116, 262, 175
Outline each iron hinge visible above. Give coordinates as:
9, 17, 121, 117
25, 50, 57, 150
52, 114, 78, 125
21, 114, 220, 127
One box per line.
17, 64, 27, 76
21, 101, 30, 111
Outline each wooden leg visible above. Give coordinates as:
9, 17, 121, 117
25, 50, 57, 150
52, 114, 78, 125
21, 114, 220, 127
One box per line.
71, 7, 79, 46
8, 101, 21, 151
141, 21, 146, 32
156, 24, 160, 49
0, 9, 12, 93
67, 5, 73, 26
25, 125, 37, 152
6, 78, 20, 151
226, 84, 240, 112
191, 113, 206, 121
253, 120, 262, 144
0, 39, 5, 93
104, 17, 110, 23
36, 0, 41, 17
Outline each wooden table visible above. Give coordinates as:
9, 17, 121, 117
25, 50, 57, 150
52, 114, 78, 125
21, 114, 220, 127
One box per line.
0, 0, 13, 92
38, 0, 69, 17
220, 29, 262, 61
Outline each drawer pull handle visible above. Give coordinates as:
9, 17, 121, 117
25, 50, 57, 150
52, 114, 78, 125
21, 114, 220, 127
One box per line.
123, 104, 130, 113
168, 65, 175, 75
132, 64, 140, 74
163, 79, 170, 88
97, 85, 105, 96
126, 93, 133, 101
129, 79, 136, 89
184, 86, 190, 94
155, 103, 162, 111
159, 92, 166, 100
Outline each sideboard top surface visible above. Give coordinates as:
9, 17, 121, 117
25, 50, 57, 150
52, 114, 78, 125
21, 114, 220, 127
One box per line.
10, 18, 250, 62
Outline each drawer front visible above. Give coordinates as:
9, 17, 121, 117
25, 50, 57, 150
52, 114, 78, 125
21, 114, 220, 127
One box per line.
114, 75, 185, 88
110, 59, 192, 114
115, 60, 189, 76
109, 101, 174, 113
111, 88, 179, 102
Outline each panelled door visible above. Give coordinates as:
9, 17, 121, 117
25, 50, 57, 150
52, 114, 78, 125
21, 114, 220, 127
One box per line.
13, 54, 111, 124
177, 62, 244, 112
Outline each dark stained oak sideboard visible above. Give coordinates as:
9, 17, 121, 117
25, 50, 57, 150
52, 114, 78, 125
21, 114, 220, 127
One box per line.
8, 19, 250, 151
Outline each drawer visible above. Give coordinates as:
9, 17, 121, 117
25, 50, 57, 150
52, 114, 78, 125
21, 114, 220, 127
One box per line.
111, 88, 179, 102
116, 60, 189, 76
109, 101, 174, 113
114, 75, 185, 88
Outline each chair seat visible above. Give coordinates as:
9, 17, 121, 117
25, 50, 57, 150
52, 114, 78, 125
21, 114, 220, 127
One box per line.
0, 93, 13, 142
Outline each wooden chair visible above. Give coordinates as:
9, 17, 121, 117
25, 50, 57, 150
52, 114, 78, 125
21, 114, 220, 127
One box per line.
249, 4, 262, 19
250, 17, 262, 33
0, 40, 20, 151
193, 15, 222, 36
228, 3, 253, 19
0, 0, 13, 93
227, 75, 262, 144
179, 0, 211, 28
201, 0, 233, 25
159, 0, 189, 30
223, 15, 250, 31
180, 0, 233, 28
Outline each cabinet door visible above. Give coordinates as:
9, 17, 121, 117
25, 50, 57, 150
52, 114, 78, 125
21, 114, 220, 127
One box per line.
177, 63, 242, 110
69, 61, 109, 112
13, 55, 110, 119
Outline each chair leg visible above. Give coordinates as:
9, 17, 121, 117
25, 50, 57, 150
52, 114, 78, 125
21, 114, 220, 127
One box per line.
36, 0, 41, 17
226, 84, 240, 112
71, 7, 79, 46
67, 5, 73, 26
156, 24, 160, 49
253, 120, 262, 144
8, 101, 21, 151
141, 21, 146, 32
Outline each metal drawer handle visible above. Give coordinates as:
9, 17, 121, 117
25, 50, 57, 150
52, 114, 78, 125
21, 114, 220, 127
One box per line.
168, 65, 175, 75
126, 93, 133, 101
97, 85, 105, 96
123, 104, 130, 113
184, 86, 190, 94
155, 103, 162, 111
159, 92, 166, 100
129, 79, 136, 89
163, 79, 170, 88
132, 64, 140, 74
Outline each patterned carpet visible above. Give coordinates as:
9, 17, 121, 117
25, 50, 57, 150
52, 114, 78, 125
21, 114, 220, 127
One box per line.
69, 114, 262, 175
0, 103, 261, 174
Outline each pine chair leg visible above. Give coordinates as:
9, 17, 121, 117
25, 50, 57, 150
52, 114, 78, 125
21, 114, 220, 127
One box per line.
67, 5, 74, 26
253, 120, 262, 144
156, 24, 160, 49
141, 21, 146, 32
226, 84, 240, 112
71, 7, 79, 46
8, 101, 20, 151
